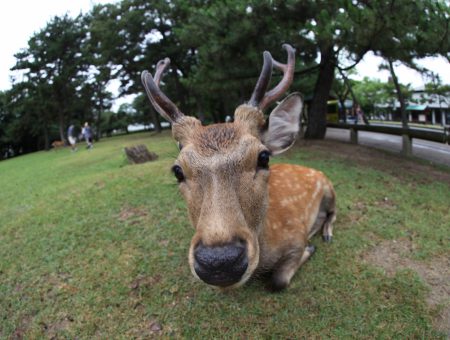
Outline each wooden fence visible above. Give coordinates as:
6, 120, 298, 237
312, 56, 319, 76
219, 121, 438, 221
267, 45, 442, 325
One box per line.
327, 123, 450, 156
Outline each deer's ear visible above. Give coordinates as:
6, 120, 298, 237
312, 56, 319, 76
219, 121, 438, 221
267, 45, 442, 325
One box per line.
261, 92, 303, 155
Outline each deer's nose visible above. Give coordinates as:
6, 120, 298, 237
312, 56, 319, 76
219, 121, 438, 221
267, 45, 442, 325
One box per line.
193, 240, 248, 287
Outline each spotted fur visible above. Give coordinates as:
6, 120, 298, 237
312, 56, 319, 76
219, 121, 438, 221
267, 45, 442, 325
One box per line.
170, 103, 336, 290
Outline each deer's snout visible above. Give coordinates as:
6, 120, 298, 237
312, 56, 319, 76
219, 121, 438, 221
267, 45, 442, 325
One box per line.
193, 240, 248, 287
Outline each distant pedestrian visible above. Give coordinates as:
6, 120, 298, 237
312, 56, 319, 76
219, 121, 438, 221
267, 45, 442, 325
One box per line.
83, 122, 94, 149
356, 105, 363, 124
356, 105, 369, 124
67, 124, 78, 152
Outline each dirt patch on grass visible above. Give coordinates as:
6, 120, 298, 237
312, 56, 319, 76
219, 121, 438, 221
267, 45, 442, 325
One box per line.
296, 140, 450, 184
42, 314, 74, 339
11, 315, 33, 340
129, 274, 162, 291
363, 238, 450, 335
118, 206, 148, 222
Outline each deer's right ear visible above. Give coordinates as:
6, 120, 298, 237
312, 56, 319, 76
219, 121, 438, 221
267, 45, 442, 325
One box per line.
171, 116, 202, 146
261, 93, 303, 155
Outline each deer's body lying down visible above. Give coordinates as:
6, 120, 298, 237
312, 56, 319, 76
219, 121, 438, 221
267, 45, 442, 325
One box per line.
141, 44, 336, 290
259, 163, 335, 289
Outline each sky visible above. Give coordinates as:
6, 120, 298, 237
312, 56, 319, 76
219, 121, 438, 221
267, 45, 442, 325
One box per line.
1, 1, 449, 104
0, 0, 114, 91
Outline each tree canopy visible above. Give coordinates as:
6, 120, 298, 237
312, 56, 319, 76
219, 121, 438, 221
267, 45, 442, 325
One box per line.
1, 0, 449, 159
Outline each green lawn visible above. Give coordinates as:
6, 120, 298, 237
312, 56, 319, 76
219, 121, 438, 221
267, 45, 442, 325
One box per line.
1, 131, 449, 338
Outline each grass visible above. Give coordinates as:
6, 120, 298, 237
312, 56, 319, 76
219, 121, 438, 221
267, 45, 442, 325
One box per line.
0, 131, 449, 338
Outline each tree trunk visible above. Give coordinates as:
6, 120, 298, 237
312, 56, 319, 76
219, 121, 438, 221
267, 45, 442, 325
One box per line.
387, 59, 408, 128
95, 92, 104, 141
173, 65, 186, 109
195, 94, 206, 123
43, 122, 50, 151
210, 108, 220, 123
338, 68, 369, 124
388, 59, 411, 156
305, 46, 336, 139
96, 110, 102, 141
95, 109, 102, 141
58, 112, 65, 142
150, 107, 162, 133
337, 96, 346, 122
338, 68, 357, 103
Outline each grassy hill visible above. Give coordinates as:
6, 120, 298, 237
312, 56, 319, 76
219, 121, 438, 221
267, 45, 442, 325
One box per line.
1, 131, 449, 338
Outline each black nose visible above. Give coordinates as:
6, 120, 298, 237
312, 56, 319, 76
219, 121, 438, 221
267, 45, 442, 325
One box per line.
194, 240, 248, 287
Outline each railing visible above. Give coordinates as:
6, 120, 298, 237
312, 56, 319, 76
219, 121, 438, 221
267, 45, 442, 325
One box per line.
327, 122, 449, 155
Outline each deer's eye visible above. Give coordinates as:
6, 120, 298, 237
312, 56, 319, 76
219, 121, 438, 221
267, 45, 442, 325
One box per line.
257, 150, 271, 169
172, 165, 185, 182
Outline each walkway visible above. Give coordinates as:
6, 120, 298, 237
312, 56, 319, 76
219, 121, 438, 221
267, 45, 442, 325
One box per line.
326, 127, 450, 168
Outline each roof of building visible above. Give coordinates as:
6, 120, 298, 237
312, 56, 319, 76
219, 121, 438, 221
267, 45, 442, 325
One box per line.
406, 104, 428, 111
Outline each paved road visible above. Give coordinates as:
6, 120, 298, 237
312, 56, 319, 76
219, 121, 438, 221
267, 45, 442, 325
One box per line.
326, 127, 450, 168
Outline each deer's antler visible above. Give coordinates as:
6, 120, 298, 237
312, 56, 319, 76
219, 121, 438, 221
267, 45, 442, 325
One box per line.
141, 58, 184, 123
249, 44, 296, 111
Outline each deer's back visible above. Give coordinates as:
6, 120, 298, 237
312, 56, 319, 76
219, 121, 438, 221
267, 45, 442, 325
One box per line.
262, 163, 334, 257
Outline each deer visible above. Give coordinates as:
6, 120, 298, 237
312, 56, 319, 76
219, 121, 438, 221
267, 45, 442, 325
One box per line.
141, 44, 336, 291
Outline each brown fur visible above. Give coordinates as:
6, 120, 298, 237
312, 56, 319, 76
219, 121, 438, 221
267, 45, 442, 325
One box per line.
51, 140, 65, 149
260, 164, 335, 288
142, 47, 330, 290
172, 105, 336, 290
196, 124, 240, 154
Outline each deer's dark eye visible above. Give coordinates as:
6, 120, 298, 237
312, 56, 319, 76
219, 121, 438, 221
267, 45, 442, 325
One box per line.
172, 165, 185, 182
257, 150, 271, 169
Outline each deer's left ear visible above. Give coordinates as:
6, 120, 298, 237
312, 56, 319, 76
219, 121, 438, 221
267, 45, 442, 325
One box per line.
261, 92, 303, 155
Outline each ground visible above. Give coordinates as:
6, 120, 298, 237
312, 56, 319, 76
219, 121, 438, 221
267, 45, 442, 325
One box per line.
363, 237, 450, 335
295, 139, 450, 336
0, 131, 449, 338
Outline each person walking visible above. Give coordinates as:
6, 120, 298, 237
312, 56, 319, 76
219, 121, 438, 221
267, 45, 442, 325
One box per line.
67, 124, 78, 152
84, 122, 94, 149
356, 105, 369, 125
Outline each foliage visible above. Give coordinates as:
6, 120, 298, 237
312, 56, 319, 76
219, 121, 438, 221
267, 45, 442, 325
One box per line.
302, 0, 449, 137
352, 77, 411, 115
1, 0, 449, 158
4, 15, 91, 154
369, 0, 450, 126
420, 73, 450, 107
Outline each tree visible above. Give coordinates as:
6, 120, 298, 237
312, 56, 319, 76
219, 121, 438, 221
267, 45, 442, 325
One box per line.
0, 90, 12, 158
2, 80, 56, 154
293, 0, 381, 138
11, 15, 89, 142
4, 0, 450, 158
174, 1, 317, 122
84, 7, 117, 140
370, 0, 449, 129
423, 74, 450, 110
285, 0, 449, 138
352, 77, 399, 119
86, 0, 198, 131
90, 1, 317, 123
383, 60, 410, 128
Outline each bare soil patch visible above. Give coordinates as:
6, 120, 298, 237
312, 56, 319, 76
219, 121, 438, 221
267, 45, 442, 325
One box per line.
11, 315, 33, 340
363, 238, 450, 335
118, 206, 148, 222
42, 314, 74, 339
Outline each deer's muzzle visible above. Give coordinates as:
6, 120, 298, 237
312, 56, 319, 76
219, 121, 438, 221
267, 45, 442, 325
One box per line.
193, 239, 248, 287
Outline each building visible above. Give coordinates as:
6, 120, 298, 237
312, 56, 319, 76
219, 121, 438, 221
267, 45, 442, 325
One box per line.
376, 88, 449, 126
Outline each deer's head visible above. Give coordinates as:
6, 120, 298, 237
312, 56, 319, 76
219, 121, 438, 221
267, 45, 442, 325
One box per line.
142, 44, 303, 288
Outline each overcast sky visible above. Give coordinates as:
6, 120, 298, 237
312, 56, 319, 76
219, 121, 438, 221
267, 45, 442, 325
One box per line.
1, 1, 449, 98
